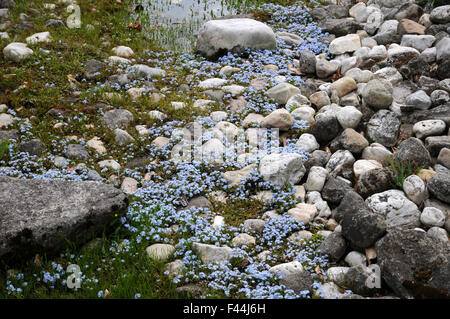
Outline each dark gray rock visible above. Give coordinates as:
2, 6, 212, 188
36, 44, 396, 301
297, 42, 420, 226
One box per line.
18, 139, 44, 156
394, 137, 431, 168
310, 112, 341, 145
341, 200, 387, 249
356, 168, 395, 198
437, 59, 450, 80
394, 3, 423, 21
341, 265, 382, 297
320, 19, 361, 37
398, 56, 430, 80
0, 129, 18, 141
65, 144, 89, 161
334, 191, 366, 223
322, 177, 357, 206
406, 103, 450, 126
297, 49, 316, 75
84, 60, 106, 79
185, 196, 212, 210
375, 229, 450, 298
317, 232, 347, 262
0, 0, 14, 8
366, 110, 401, 147
45, 19, 65, 28
101, 109, 134, 130
0, 177, 128, 259
425, 135, 450, 157
304, 150, 331, 171
428, 170, 450, 204
204, 89, 225, 102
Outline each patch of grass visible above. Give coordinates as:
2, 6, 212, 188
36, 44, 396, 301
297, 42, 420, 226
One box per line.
0, 139, 10, 162
387, 157, 422, 189
213, 198, 265, 227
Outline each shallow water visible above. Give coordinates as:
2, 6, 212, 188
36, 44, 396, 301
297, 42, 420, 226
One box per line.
137, 0, 256, 52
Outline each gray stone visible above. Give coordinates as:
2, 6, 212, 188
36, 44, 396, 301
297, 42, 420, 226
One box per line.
0, 177, 128, 259
18, 139, 44, 156
394, 137, 431, 168
435, 37, 450, 61
66, 144, 89, 161
425, 136, 450, 157
366, 110, 400, 147
298, 49, 316, 74
428, 170, 450, 204
84, 60, 105, 79
269, 261, 314, 294
362, 79, 394, 109
376, 228, 450, 298
101, 109, 134, 130
427, 227, 449, 242
192, 243, 232, 265
317, 232, 347, 262
322, 176, 357, 206
356, 168, 395, 198
406, 90, 432, 110
325, 150, 355, 179
267, 83, 301, 104
400, 35, 435, 52
129, 64, 166, 79
437, 148, 450, 169
430, 5, 450, 24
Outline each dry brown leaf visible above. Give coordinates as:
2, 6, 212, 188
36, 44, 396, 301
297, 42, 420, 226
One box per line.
365, 247, 377, 264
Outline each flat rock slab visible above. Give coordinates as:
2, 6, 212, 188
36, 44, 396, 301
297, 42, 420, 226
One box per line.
0, 177, 128, 259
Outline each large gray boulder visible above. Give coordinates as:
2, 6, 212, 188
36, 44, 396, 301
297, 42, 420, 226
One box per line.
376, 229, 450, 298
195, 19, 277, 59
0, 177, 128, 259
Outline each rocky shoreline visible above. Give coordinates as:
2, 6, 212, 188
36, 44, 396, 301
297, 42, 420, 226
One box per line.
0, 0, 449, 299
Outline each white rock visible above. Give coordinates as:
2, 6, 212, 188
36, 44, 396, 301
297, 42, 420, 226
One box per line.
267, 82, 301, 104
87, 137, 106, 153
98, 159, 121, 170
361, 143, 393, 165
413, 120, 446, 139
427, 227, 449, 242
296, 133, 319, 153
329, 34, 361, 55
222, 84, 245, 95
420, 207, 446, 227
26, 32, 52, 44
259, 153, 306, 187
366, 189, 421, 229
121, 177, 138, 193
195, 18, 277, 59
3, 42, 33, 62
344, 251, 367, 267
353, 159, 382, 179
198, 78, 227, 89
261, 108, 293, 130
403, 175, 428, 205
400, 35, 435, 53
112, 46, 134, 58
0, 113, 13, 128
108, 56, 131, 64
232, 233, 256, 247
336, 105, 362, 129
305, 166, 328, 192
